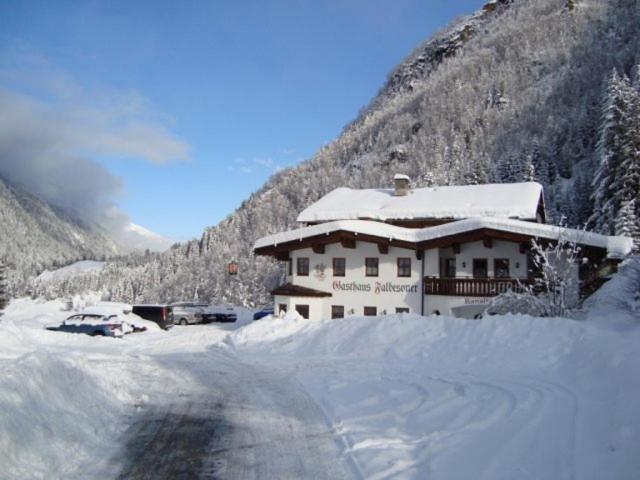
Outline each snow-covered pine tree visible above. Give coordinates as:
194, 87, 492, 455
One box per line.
615, 200, 640, 253
495, 155, 513, 183
573, 170, 594, 226
507, 152, 524, 182
463, 158, 487, 185
0, 262, 8, 314
590, 70, 635, 234
417, 171, 436, 187
521, 153, 536, 182
632, 63, 640, 90
615, 82, 640, 244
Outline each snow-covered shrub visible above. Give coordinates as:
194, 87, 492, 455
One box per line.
486, 290, 548, 317
488, 230, 583, 317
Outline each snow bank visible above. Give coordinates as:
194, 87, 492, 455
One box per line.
0, 299, 183, 479
582, 256, 640, 327
0, 351, 133, 479
231, 313, 580, 372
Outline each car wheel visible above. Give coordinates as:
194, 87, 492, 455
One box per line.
179, 318, 188, 326
91, 331, 105, 337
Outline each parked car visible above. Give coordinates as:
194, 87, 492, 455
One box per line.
171, 302, 208, 326
253, 307, 274, 321
131, 305, 175, 330
47, 313, 133, 338
199, 306, 237, 323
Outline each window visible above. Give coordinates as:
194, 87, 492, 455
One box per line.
473, 258, 488, 278
333, 258, 346, 277
494, 259, 510, 278
288, 259, 292, 276
444, 258, 456, 278
331, 305, 344, 319
295, 304, 309, 319
396, 307, 410, 314
365, 258, 379, 277
296, 257, 309, 276
397, 258, 411, 277
278, 304, 287, 315
364, 306, 377, 316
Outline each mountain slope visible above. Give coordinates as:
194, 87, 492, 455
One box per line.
0, 176, 120, 293
35, 0, 640, 305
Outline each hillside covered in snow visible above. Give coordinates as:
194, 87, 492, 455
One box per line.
22, 0, 640, 305
0, 176, 120, 294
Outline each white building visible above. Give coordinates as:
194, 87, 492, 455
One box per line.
253, 176, 632, 320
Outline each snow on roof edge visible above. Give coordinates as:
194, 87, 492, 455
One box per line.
254, 218, 633, 259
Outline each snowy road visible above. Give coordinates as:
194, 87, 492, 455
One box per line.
113, 348, 354, 480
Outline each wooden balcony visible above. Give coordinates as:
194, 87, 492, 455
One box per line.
424, 276, 533, 297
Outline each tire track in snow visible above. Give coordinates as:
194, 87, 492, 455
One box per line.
111, 347, 354, 480
283, 358, 580, 480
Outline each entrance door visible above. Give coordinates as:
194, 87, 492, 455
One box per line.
473, 259, 488, 278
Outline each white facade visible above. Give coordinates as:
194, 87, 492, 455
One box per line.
272, 239, 537, 320
284, 242, 422, 319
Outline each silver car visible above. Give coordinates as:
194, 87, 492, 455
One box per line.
171, 302, 208, 325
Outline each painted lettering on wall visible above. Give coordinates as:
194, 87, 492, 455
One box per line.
332, 280, 371, 292
374, 282, 419, 294
464, 297, 491, 305
332, 280, 418, 294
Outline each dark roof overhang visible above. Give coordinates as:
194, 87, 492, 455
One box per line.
271, 283, 333, 298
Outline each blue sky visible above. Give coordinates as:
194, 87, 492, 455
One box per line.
1, 0, 485, 242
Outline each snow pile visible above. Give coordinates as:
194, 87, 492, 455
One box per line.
0, 299, 171, 479
582, 257, 640, 326
0, 351, 133, 479
231, 313, 580, 371
36, 261, 105, 282
229, 309, 310, 346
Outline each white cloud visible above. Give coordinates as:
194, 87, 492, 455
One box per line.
0, 58, 190, 250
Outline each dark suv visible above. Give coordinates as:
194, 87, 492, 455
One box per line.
132, 304, 175, 330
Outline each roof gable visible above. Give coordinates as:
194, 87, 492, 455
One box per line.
297, 182, 544, 223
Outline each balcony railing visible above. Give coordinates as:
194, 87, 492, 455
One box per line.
424, 277, 533, 297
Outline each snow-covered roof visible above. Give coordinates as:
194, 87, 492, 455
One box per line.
254, 218, 633, 259
296, 182, 544, 223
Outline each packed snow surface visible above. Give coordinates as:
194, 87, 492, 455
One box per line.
255, 217, 633, 259
296, 182, 543, 223
1, 265, 639, 479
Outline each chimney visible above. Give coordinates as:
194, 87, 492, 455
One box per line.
393, 174, 411, 196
